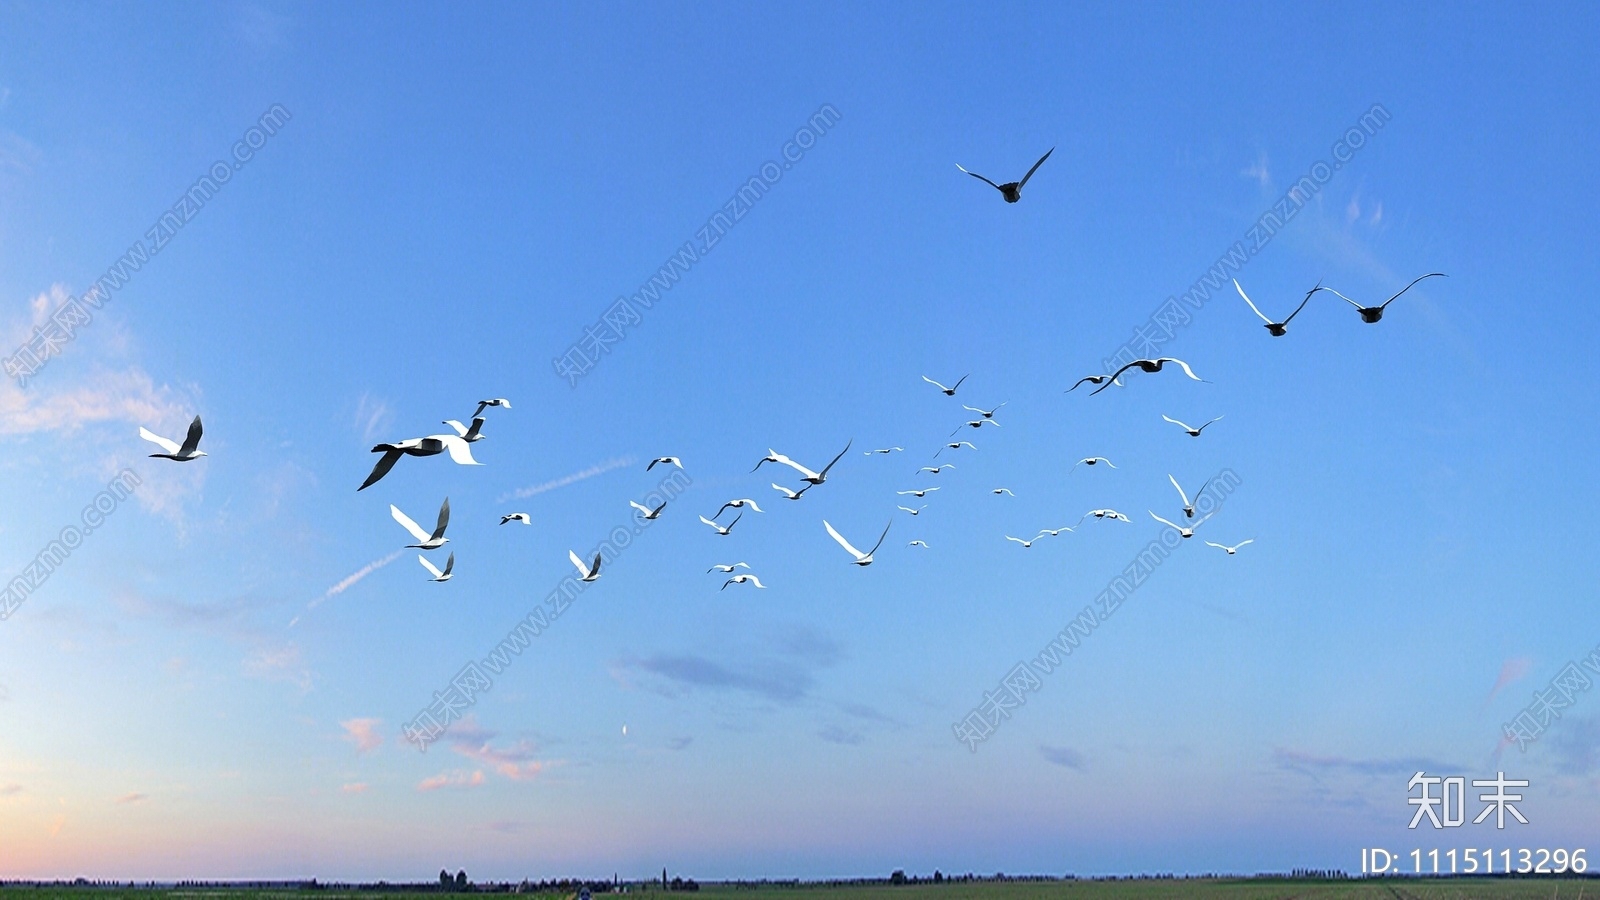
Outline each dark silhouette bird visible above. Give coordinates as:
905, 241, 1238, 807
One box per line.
1093, 357, 1206, 394
1067, 374, 1121, 393
139, 415, 207, 461
956, 148, 1054, 203
1322, 273, 1447, 323
1235, 279, 1320, 336
1161, 414, 1224, 437
922, 374, 969, 396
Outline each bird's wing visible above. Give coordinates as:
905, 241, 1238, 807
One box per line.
865, 520, 893, 556
646, 458, 660, 470
178, 416, 204, 455
823, 520, 866, 559
1092, 363, 1140, 393
1164, 358, 1204, 381
437, 436, 481, 465
1233, 280, 1274, 325
961, 405, 982, 414
138, 427, 181, 455
1149, 511, 1181, 530
629, 500, 650, 514
1168, 474, 1190, 507
569, 550, 590, 578
360, 450, 402, 491
651, 500, 668, 515
775, 456, 821, 480
1018, 147, 1054, 188
714, 502, 735, 518
720, 578, 736, 590
921, 375, 950, 392
1320, 286, 1363, 309
1233, 539, 1255, 549
897, 506, 915, 513
747, 576, 765, 588
1162, 414, 1192, 431
590, 552, 602, 578
442, 420, 469, 437
1204, 541, 1226, 550
390, 505, 432, 542
699, 515, 719, 529
1193, 510, 1217, 528
1280, 282, 1320, 324
1005, 536, 1028, 545
1199, 416, 1224, 431
418, 555, 444, 579
770, 483, 798, 498
724, 511, 743, 531
955, 164, 1004, 191
472, 401, 490, 418
431, 498, 451, 539
951, 374, 969, 391
1380, 272, 1448, 309
441, 552, 454, 576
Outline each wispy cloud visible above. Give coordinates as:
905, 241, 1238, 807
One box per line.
445, 715, 549, 781
1273, 747, 1456, 780
1039, 745, 1086, 770
497, 457, 633, 503
417, 769, 485, 792
242, 642, 313, 692
114, 792, 148, 805
290, 550, 404, 627
1241, 151, 1270, 188
340, 718, 384, 755
340, 782, 369, 795
353, 392, 393, 443
0, 783, 21, 797
817, 725, 864, 746
617, 653, 814, 702
1485, 656, 1533, 707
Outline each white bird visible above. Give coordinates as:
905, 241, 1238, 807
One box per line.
500, 513, 531, 525
823, 518, 892, 566
896, 487, 940, 498
922, 374, 968, 396
864, 447, 904, 455
1094, 357, 1206, 394
774, 440, 853, 485
1072, 457, 1116, 472
630, 499, 668, 520
1320, 273, 1447, 324
1005, 535, 1037, 548
770, 482, 813, 501
1168, 474, 1213, 519
391, 498, 451, 549
956, 147, 1054, 203
569, 549, 602, 582
992, 488, 1015, 496
962, 402, 1006, 418
897, 505, 927, 516
933, 441, 976, 458
1235, 279, 1319, 336
920, 465, 955, 474
442, 416, 487, 442
951, 419, 1001, 435
698, 512, 743, 535
908, 540, 930, 548
721, 574, 766, 590
1205, 539, 1255, 555
418, 552, 455, 582
1035, 525, 1076, 537
139, 415, 207, 461
1162, 414, 1224, 437
360, 437, 446, 491
472, 398, 511, 417
1149, 510, 1214, 539
707, 562, 751, 573
647, 456, 683, 471
1084, 509, 1131, 523
714, 498, 763, 517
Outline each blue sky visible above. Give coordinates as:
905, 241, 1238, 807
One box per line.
2, 0, 1599, 881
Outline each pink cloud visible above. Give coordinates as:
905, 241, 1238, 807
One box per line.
340, 717, 384, 755
1485, 657, 1533, 706
340, 782, 370, 795
115, 792, 148, 805
417, 770, 485, 792
446, 715, 549, 782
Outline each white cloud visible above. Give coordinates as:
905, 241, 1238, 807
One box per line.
340, 718, 384, 755
497, 457, 633, 503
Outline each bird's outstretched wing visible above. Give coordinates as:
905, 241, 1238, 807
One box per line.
1159, 358, 1205, 381
955, 164, 1004, 192
431, 498, 451, 540
442, 419, 469, 437
589, 552, 602, 578
1162, 414, 1193, 431
1092, 363, 1143, 394
1149, 511, 1182, 531
921, 375, 951, 392
1280, 282, 1320, 325
1380, 273, 1448, 310
775, 456, 821, 480
1018, 147, 1054, 188
823, 520, 866, 559
138, 427, 181, 455
1234, 279, 1273, 325
418, 555, 445, 579
818, 440, 852, 478
865, 520, 893, 556
437, 436, 481, 465
390, 505, 432, 543
1168, 474, 1191, 508
360, 449, 402, 491
568, 550, 591, 578
178, 416, 204, 455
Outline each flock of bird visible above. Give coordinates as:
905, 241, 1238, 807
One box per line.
127, 149, 1444, 596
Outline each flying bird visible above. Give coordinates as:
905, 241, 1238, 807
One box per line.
907, 540, 930, 548
698, 512, 743, 536
418, 552, 455, 583
1162, 414, 1224, 437
1205, 539, 1255, 555
472, 398, 511, 417
630, 499, 668, 520
751, 450, 794, 473
775, 440, 853, 485
360, 437, 445, 491
1321, 273, 1447, 323
1149, 510, 1214, 539
992, 488, 1015, 496
823, 519, 892, 566
864, 447, 904, 455
707, 562, 751, 573
1093, 358, 1206, 394
770, 482, 814, 501
897, 487, 940, 498
441, 417, 487, 442
714, 498, 763, 518
1168, 474, 1212, 519
1084, 509, 1131, 523
1072, 457, 1116, 472
391, 498, 451, 549
499, 513, 531, 525
919, 465, 955, 475
934, 441, 977, 458
1067, 374, 1122, 393
897, 505, 927, 516
951, 419, 1001, 435
921, 374, 969, 396
139, 416, 207, 461
1005, 535, 1038, 548
721, 574, 766, 590
569, 549, 602, 582
1035, 525, 1076, 537
956, 147, 1054, 203
1234, 279, 1319, 336
962, 402, 1006, 419
647, 457, 683, 471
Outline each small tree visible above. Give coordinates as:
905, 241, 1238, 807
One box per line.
890, 871, 906, 885
440, 871, 452, 890
456, 871, 468, 890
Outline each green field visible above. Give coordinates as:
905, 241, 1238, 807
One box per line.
4, 881, 1598, 900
